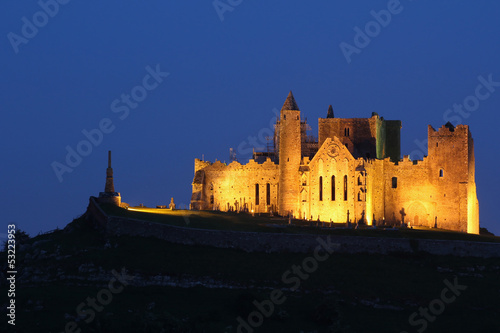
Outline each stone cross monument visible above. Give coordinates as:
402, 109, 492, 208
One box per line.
105, 151, 115, 193
98, 150, 121, 206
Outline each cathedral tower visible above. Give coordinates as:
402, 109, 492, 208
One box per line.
278, 92, 301, 216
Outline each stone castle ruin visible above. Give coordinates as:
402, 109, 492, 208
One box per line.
191, 92, 480, 234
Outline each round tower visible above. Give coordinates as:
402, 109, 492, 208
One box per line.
278, 91, 301, 216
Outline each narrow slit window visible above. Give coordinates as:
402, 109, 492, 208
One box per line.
392, 177, 398, 189
266, 183, 271, 205
331, 175, 335, 201
210, 184, 214, 204
319, 176, 323, 201
344, 175, 348, 201
439, 169, 444, 178
255, 184, 259, 205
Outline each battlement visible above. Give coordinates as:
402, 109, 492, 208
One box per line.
195, 157, 277, 172
429, 123, 470, 136
395, 155, 429, 167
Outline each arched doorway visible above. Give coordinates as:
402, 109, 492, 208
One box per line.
407, 202, 428, 227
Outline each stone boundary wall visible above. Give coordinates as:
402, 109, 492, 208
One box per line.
87, 197, 500, 258
87, 197, 109, 228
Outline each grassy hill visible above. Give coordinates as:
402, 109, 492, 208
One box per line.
103, 204, 500, 243
1, 210, 500, 332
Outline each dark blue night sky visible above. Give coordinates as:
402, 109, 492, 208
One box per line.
2, 0, 500, 237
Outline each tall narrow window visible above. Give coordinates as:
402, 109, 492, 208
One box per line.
266, 183, 271, 205
392, 177, 398, 189
255, 184, 259, 205
344, 128, 350, 136
209, 184, 214, 204
319, 176, 323, 201
439, 169, 444, 178
331, 175, 335, 201
344, 175, 348, 201
358, 191, 362, 202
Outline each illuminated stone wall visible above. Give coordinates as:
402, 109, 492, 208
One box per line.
191, 96, 479, 234
318, 115, 378, 159
300, 137, 359, 223
191, 158, 279, 213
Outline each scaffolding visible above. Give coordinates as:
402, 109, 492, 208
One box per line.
229, 148, 237, 162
